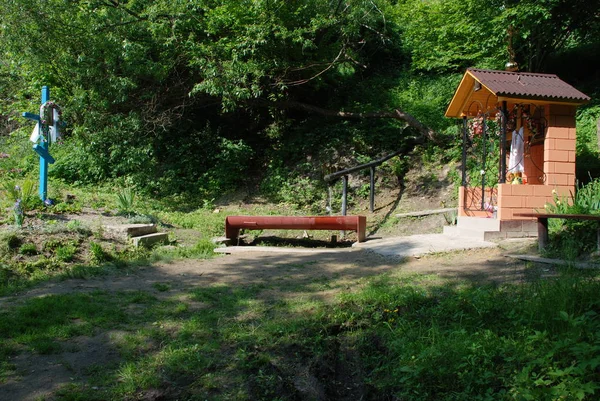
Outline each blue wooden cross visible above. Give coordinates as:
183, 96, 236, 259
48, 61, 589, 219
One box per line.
22, 86, 54, 201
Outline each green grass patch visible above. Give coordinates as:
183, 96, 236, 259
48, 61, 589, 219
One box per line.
1, 268, 599, 400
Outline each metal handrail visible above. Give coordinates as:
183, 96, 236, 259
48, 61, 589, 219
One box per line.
325, 149, 404, 214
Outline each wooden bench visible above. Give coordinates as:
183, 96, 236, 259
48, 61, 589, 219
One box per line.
514, 213, 600, 251
225, 215, 367, 243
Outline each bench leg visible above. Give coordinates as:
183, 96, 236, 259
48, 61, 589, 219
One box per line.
537, 217, 548, 252
225, 222, 240, 241
357, 216, 367, 243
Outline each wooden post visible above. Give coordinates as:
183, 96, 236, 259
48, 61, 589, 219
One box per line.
369, 166, 375, 212
500, 101, 508, 183
462, 116, 468, 186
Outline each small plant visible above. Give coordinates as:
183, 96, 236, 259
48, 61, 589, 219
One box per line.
3, 180, 39, 212
542, 181, 600, 258
43, 239, 64, 252
116, 187, 136, 217
18, 243, 38, 256
55, 244, 77, 262
89, 241, 112, 264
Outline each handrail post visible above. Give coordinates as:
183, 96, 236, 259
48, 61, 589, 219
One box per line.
342, 175, 348, 216
370, 166, 375, 212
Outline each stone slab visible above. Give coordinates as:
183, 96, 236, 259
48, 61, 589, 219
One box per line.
103, 224, 157, 240
506, 254, 600, 269
131, 232, 169, 248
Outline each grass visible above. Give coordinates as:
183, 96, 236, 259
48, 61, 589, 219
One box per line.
1, 265, 599, 400
3, 183, 600, 399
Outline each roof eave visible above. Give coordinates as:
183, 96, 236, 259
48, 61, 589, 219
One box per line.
497, 94, 590, 106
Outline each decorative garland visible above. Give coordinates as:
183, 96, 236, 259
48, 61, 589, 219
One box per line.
468, 105, 544, 140
39, 101, 62, 141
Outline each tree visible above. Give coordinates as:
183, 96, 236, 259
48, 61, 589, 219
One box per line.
396, 0, 600, 73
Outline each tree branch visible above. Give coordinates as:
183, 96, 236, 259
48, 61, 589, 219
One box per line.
275, 100, 438, 142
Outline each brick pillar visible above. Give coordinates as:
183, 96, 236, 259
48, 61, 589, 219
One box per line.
544, 105, 576, 192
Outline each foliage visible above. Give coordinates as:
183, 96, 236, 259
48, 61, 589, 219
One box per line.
543, 180, 600, 258
1, 0, 599, 208
334, 273, 600, 400
397, 0, 600, 73
395, 0, 506, 72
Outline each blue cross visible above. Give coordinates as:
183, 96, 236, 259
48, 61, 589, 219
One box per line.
22, 86, 54, 201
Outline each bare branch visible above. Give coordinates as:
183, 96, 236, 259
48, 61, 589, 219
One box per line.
274, 100, 438, 142
282, 46, 346, 86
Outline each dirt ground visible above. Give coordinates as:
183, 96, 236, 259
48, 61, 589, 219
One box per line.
0, 243, 550, 401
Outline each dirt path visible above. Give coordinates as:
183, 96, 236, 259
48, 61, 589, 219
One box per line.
0, 246, 547, 401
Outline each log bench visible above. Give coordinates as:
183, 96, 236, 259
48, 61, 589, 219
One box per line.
514, 213, 600, 252
225, 215, 367, 243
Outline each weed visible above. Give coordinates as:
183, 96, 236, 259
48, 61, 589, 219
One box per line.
43, 239, 64, 252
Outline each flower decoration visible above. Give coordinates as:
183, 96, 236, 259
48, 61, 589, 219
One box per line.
39, 101, 63, 140
494, 109, 516, 132
522, 111, 544, 138
467, 115, 484, 138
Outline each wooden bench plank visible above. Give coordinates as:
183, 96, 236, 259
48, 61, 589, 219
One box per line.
225, 215, 367, 243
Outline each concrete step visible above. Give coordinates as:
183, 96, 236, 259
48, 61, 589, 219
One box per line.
103, 224, 157, 240
131, 232, 169, 248
456, 216, 500, 232
443, 226, 488, 241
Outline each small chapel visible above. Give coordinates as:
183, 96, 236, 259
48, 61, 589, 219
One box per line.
444, 68, 590, 239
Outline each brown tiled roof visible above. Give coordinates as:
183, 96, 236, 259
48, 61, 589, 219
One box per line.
468, 68, 590, 102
